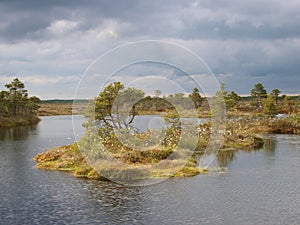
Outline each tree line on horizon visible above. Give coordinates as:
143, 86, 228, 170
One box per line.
1, 78, 299, 121
210, 83, 295, 116
89, 81, 300, 119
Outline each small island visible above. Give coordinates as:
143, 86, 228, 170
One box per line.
0, 78, 40, 127
34, 82, 300, 181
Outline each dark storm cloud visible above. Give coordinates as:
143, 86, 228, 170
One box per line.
0, 0, 176, 41
0, 0, 299, 98
1, 0, 299, 42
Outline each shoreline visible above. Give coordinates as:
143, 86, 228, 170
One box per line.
33, 113, 300, 180
33, 144, 208, 180
0, 116, 40, 128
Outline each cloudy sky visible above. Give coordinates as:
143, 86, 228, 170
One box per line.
0, 0, 299, 99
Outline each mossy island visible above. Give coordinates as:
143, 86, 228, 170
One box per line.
34, 82, 300, 181
0, 78, 40, 127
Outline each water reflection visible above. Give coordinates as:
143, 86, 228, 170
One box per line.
210, 136, 278, 167
263, 137, 277, 157
216, 150, 236, 167
196, 150, 237, 168
0, 125, 37, 141
1, 116, 300, 224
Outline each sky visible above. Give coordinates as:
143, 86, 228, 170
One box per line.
0, 0, 299, 99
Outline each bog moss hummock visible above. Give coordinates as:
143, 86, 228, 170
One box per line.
34, 143, 207, 180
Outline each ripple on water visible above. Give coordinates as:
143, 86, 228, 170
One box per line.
0, 116, 300, 224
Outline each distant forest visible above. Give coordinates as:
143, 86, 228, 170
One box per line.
2, 78, 300, 125
40, 82, 300, 118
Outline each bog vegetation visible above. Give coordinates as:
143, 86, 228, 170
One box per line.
34, 81, 300, 180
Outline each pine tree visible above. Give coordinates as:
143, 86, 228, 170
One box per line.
189, 87, 203, 109
263, 94, 277, 116
251, 83, 267, 109
226, 91, 241, 111
283, 96, 293, 114
271, 89, 281, 105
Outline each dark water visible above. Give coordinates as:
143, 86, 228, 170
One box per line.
0, 116, 300, 225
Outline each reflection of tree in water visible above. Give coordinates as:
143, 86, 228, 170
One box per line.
0, 125, 37, 141
216, 151, 236, 167
263, 137, 276, 157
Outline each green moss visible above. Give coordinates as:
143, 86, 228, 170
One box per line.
87, 170, 102, 179
74, 165, 93, 177
173, 166, 206, 177
34, 144, 205, 180
36, 161, 58, 170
